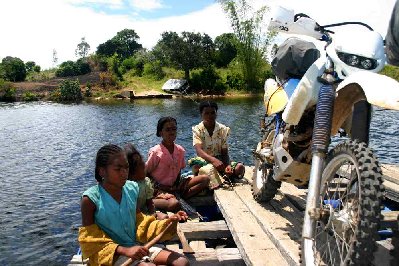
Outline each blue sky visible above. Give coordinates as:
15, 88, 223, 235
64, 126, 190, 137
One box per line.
0, 0, 396, 69
73, 0, 216, 19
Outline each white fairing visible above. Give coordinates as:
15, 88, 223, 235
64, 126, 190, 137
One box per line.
268, 6, 323, 39
336, 71, 399, 110
282, 56, 326, 125
328, 30, 385, 79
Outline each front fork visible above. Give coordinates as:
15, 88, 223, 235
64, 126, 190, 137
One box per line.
302, 62, 337, 264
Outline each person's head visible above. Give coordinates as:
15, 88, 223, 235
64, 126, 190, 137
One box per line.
199, 101, 218, 125
225, 162, 245, 179
156, 116, 177, 143
124, 143, 145, 181
95, 144, 129, 187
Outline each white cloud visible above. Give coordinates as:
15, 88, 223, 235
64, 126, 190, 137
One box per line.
0, 0, 396, 70
67, 0, 125, 9
133, 4, 231, 49
130, 0, 164, 11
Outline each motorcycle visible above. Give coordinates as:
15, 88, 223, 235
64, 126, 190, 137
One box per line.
252, 6, 399, 265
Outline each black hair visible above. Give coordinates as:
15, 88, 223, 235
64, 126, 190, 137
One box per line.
95, 144, 123, 182
156, 116, 177, 137
124, 143, 142, 179
199, 100, 218, 113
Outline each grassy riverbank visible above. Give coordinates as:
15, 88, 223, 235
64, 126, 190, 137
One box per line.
5, 67, 262, 102
4, 64, 399, 102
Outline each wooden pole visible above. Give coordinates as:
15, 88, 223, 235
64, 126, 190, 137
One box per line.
176, 224, 194, 254
120, 221, 174, 266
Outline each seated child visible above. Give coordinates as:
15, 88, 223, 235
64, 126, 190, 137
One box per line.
124, 143, 181, 215
188, 157, 245, 189
146, 117, 210, 199
79, 144, 189, 266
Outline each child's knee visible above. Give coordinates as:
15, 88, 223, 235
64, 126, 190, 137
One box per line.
171, 256, 190, 266
202, 174, 210, 185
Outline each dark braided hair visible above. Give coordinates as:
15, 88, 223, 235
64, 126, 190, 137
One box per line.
95, 144, 123, 182
156, 116, 177, 137
124, 143, 142, 180
199, 100, 218, 113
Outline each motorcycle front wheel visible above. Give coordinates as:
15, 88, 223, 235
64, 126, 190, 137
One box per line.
252, 155, 281, 203
302, 140, 384, 265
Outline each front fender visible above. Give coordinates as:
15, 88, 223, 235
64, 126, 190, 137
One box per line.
331, 71, 399, 136
336, 71, 399, 110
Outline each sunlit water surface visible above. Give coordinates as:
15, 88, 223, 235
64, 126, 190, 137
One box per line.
0, 98, 397, 265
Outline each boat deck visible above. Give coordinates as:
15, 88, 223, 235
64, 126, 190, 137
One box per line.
69, 164, 399, 266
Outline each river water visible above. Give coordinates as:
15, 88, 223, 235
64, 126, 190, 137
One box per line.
0, 98, 398, 265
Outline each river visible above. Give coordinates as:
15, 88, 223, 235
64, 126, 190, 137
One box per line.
0, 98, 398, 265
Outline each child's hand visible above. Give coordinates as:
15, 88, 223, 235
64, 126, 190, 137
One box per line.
168, 211, 188, 223
156, 193, 175, 200
211, 159, 225, 172
125, 245, 149, 260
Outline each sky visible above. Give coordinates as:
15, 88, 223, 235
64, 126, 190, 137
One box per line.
0, 0, 396, 70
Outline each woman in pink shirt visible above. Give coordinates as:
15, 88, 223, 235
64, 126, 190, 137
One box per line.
146, 117, 210, 199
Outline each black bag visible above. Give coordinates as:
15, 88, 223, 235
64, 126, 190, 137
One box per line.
271, 37, 320, 80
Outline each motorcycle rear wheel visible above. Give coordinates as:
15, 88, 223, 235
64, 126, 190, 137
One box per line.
252, 156, 281, 202
302, 140, 383, 265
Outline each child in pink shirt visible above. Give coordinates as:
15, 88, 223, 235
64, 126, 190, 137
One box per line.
146, 117, 210, 199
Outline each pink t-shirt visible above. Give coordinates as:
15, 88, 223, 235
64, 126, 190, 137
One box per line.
145, 143, 186, 186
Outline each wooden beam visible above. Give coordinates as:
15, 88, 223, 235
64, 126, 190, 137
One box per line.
177, 221, 231, 240
69, 248, 244, 266
215, 188, 289, 266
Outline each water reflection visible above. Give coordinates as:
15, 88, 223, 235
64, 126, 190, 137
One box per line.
0, 99, 397, 265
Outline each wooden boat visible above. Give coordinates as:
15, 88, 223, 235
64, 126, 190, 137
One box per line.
69, 164, 399, 266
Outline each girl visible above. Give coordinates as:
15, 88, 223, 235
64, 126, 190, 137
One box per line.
146, 117, 210, 199
124, 143, 180, 214
79, 144, 189, 266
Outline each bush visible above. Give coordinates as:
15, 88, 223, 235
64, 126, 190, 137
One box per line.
143, 60, 165, 80
48, 90, 61, 102
59, 79, 82, 102
225, 72, 245, 91
190, 66, 226, 95
22, 92, 39, 101
0, 79, 16, 102
122, 56, 145, 76
99, 72, 117, 89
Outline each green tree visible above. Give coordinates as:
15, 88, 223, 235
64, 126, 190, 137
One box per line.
1, 56, 27, 81
214, 33, 238, 67
96, 29, 142, 60
155, 31, 215, 80
75, 37, 90, 59
33, 65, 41, 72
25, 61, 36, 72
218, 0, 274, 91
